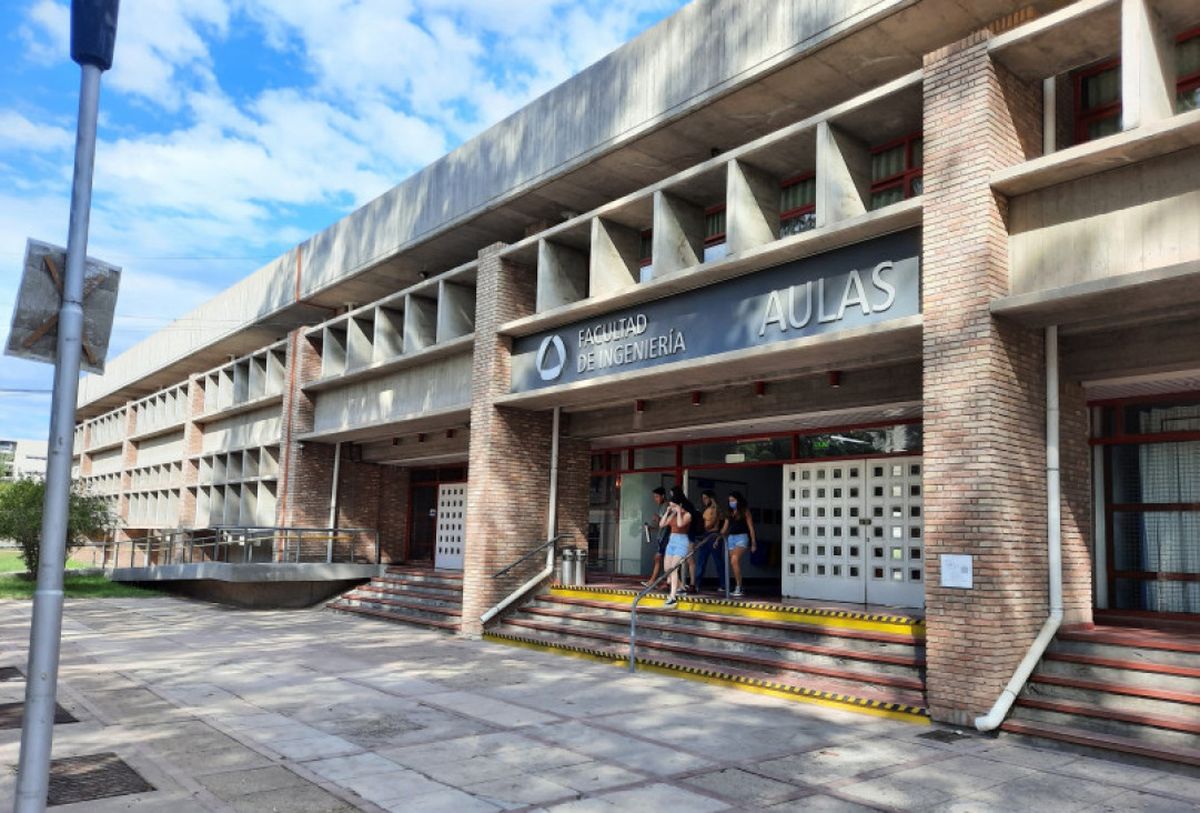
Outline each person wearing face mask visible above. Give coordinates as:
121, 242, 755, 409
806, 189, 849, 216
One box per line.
658, 486, 694, 608
719, 490, 756, 597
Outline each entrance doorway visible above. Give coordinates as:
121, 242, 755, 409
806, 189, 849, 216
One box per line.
782, 457, 924, 607
408, 466, 467, 568
687, 465, 783, 594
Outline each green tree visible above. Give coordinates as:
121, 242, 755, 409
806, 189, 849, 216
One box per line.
0, 478, 117, 576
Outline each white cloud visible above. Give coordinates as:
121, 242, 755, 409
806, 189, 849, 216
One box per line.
0, 111, 74, 153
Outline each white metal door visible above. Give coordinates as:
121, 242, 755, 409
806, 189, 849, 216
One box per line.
782, 457, 924, 608
434, 484, 466, 571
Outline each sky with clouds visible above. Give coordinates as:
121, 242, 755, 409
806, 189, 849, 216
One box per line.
0, 0, 689, 442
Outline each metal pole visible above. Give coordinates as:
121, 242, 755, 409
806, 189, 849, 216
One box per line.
14, 61, 103, 813
328, 441, 341, 531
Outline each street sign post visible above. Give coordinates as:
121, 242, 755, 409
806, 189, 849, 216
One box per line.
12, 2, 120, 811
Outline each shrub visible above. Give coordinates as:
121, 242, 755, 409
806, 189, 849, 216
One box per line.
0, 478, 117, 577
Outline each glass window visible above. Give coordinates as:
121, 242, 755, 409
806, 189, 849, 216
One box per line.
796, 424, 922, 459
704, 206, 726, 243
682, 437, 792, 467
868, 134, 922, 210
780, 175, 816, 236
632, 445, 676, 470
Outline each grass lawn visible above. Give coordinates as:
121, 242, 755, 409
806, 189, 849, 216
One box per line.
0, 549, 88, 574
0, 572, 161, 600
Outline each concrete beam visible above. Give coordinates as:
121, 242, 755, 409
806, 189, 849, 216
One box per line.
536, 239, 590, 312
588, 217, 641, 298
436, 280, 476, 343
726, 159, 781, 254
404, 293, 438, 353
816, 122, 871, 227
1121, 0, 1178, 130
651, 190, 705, 277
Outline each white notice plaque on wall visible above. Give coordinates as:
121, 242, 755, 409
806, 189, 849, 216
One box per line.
940, 554, 973, 589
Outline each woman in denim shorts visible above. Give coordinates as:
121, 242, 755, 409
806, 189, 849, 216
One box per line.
720, 490, 756, 597
658, 487, 693, 608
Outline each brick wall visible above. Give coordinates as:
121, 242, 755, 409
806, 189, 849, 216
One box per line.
921, 31, 1051, 725
179, 375, 206, 527
377, 466, 410, 563
461, 244, 556, 635
1060, 379, 1093, 624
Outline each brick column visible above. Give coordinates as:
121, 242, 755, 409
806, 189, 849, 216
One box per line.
116, 407, 137, 540
461, 244, 556, 636
278, 329, 333, 531
921, 31, 1050, 725
179, 375, 206, 527
1060, 379, 1093, 624
377, 466, 410, 564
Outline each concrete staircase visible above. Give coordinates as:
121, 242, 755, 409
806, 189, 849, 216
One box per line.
1003, 624, 1200, 768
484, 586, 929, 723
327, 565, 462, 632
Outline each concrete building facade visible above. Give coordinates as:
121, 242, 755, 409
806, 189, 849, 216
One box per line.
73, 0, 1200, 749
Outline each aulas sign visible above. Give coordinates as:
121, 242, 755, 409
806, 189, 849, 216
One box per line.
511, 229, 919, 393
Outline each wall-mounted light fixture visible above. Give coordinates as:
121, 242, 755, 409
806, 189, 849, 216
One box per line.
634, 399, 645, 413
754, 381, 766, 398
829, 370, 842, 388
691, 391, 702, 407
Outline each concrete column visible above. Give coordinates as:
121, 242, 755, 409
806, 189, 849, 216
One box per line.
651, 190, 704, 277
921, 30, 1051, 726
461, 245, 557, 636
1121, 0, 1178, 130
536, 239, 589, 312
815, 121, 870, 227
589, 217, 640, 298
726, 158, 779, 254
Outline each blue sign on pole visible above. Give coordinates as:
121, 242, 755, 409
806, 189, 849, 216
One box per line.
511, 229, 921, 393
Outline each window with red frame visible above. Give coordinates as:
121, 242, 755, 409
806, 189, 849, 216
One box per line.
1073, 29, 1200, 144
638, 229, 653, 268
704, 205, 726, 246
780, 173, 816, 236
868, 133, 922, 211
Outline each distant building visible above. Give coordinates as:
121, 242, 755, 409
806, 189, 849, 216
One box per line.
0, 439, 48, 480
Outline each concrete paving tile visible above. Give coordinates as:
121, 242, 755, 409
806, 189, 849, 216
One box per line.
304, 751, 402, 782
260, 733, 361, 761
420, 690, 561, 728
536, 761, 648, 794
936, 772, 1132, 813
461, 773, 581, 808
682, 766, 803, 805
228, 783, 356, 813
882, 757, 1032, 796
196, 765, 309, 800
765, 793, 886, 812
1085, 789, 1200, 812
532, 721, 715, 776
1148, 772, 1200, 800
378, 731, 543, 769
376, 786, 503, 812
339, 767, 451, 805
839, 775, 955, 810
755, 739, 945, 785
165, 744, 276, 776
579, 781, 730, 811
974, 741, 1085, 770
1052, 753, 1177, 787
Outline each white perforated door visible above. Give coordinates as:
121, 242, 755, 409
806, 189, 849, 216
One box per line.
782, 457, 924, 608
434, 484, 466, 571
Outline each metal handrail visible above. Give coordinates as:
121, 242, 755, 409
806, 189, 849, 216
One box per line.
481, 534, 571, 625
492, 534, 570, 579
100, 525, 381, 568
628, 531, 724, 673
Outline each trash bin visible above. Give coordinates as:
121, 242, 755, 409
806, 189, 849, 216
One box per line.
573, 548, 587, 587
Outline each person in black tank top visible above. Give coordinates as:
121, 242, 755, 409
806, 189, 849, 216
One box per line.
720, 490, 756, 597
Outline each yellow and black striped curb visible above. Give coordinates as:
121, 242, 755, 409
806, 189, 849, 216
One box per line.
482, 630, 930, 725
548, 586, 924, 638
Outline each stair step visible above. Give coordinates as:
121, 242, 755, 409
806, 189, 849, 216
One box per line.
495, 617, 924, 693
1055, 627, 1200, 671
331, 595, 461, 619
348, 585, 462, 609
330, 602, 460, 632
376, 574, 465, 590
1017, 697, 1200, 735
483, 630, 928, 719
1040, 652, 1200, 693
1001, 718, 1200, 769
539, 595, 923, 647
1030, 674, 1200, 709
364, 580, 462, 597
519, 606, 923, 673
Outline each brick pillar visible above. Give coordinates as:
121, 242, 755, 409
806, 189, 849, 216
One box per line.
1060, 379, 1093, 624
377, 466, 410, 563
557, 435, 592, 558
335, 457, 384, 561
116, 407, 137, 540
179, 375, 206, 527
278, 328, 334, 535
921, 30, 1049, 725
461, 244, 554, 636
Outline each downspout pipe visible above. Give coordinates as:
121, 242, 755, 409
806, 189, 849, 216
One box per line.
328, 441, 342, 530
976, 325, 1063, 731
547, 407, 561, 540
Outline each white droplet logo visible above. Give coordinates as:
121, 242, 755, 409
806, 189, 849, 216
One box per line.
535, 335, 567, 382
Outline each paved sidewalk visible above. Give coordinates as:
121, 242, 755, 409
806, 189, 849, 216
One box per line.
0, 597, 1197, 812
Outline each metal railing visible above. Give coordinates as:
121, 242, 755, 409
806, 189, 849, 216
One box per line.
93, 525, 382, 569
628, 530, 727, 673
481, 534, 571, 624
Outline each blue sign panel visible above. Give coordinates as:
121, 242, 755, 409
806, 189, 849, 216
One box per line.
511, 229, 920, 393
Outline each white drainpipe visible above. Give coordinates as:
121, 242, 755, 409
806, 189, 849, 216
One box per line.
975, 325, 1063, 731
328, 441, 342, 530
547, 407, 561, 539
